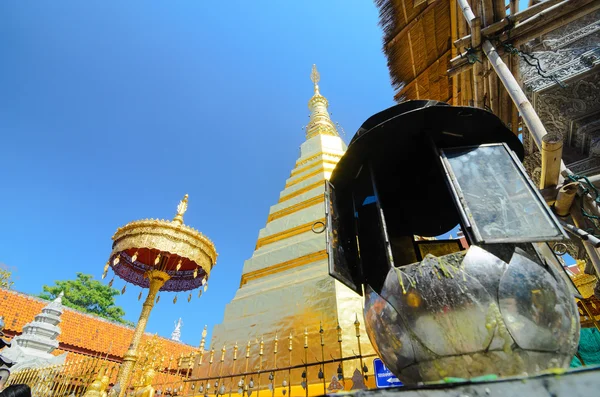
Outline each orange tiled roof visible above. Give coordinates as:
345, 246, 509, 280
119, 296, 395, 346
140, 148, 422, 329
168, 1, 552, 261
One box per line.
0, 288, 198, 361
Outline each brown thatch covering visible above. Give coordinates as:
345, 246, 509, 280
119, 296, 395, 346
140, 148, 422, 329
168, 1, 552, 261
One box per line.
375, 0, 453, 103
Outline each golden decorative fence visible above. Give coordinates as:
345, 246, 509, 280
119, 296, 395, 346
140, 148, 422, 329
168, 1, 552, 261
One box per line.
5, 321, 378, 397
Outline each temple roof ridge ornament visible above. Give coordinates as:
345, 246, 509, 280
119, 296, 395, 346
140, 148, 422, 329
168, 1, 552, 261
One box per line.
306, 64, 340, 140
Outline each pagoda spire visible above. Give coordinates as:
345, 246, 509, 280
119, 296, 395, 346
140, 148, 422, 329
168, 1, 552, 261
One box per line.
306, 65, 339, 140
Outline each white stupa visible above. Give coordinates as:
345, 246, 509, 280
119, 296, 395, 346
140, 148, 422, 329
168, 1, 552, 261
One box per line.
3, 292, 67, 371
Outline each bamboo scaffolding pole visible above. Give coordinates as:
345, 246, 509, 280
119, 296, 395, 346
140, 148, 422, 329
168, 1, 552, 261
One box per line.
451, 0, 460, 106
540, 133, 564, 189
509, 53, 521, 135
452, 0, 598, 71
454, 0, 563, 49
512, 0, 600, 46
483, 0, 495, 25
555, 183, 578, 217
468, 0, 485, 109
457, 0, 469, 106
481, 40, 549, 148
499, 53, 513, 126
493, 0, 506, 21
510, 0, 519, 15
501, 0, 597, 43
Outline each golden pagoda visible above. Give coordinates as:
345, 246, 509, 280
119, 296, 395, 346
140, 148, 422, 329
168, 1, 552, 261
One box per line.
198, 66, 376, 389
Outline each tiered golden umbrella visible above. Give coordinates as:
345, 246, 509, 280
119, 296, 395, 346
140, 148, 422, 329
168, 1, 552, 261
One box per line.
104, 194, 217, 395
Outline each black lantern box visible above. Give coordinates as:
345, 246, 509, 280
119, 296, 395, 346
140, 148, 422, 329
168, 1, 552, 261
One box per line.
325, 101, 579, 384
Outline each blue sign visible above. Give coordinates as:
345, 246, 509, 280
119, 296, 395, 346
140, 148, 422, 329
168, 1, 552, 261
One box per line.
373, 358, 403, 388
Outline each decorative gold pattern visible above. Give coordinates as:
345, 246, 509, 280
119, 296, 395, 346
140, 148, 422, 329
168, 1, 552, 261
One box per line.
240, 250, 328, 286
278, 180, 325, 203
114, 270, 171, 396
255, 218, 326, 249
267, 195, 324, 223
111, 219, 217, 276
573, 260, 598, 299
172, 194, 189, 226
306, 65, 339, 140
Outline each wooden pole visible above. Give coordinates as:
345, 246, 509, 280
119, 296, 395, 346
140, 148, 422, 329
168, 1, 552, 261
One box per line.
481, 40, 547, 148
458, 0, 485, 109
540, 133, 564, 189
450, 0, 596, 73
454, 0, 563, 50
509, 0, 519, 16
451, 0, 460, 106
499, 53, 512, 126
499, 0, 597, 44
554, 183, 578, 217
512, 0, 600, 46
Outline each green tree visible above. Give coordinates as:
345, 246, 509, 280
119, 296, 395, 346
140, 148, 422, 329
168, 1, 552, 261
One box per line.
0, 264, 14, 289
39, 273, 133, 327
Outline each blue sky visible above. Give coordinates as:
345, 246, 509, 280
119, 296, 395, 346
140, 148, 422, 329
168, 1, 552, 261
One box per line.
0, 1, 394, 347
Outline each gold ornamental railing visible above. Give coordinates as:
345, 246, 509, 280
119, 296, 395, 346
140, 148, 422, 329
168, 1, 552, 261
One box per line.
5, 320, 377, 397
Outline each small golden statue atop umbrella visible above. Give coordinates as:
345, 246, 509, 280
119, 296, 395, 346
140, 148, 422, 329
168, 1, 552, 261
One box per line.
105, 194, 217, 395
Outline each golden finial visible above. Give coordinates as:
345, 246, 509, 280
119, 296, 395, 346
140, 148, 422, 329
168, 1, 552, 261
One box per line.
259, 336, 264, 356
354, 314, 361, 337
304, 328, 308, 348
172, 194, 189, 226
310, 64, 321, 95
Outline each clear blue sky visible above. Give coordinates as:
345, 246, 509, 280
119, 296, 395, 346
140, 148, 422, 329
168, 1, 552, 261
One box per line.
0, 1, 394, 347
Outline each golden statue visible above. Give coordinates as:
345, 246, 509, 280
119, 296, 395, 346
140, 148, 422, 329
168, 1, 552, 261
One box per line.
134, 368, 156, 397
83, 368, 110, 397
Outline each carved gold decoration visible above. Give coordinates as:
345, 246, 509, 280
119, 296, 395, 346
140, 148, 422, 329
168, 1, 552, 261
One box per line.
133, 368, 156, 397
305, 65, 339, 140
114, 270, 170, 396
573, 260, 598, 299
111, 218, 217, 276
310, 64, 320, 86
83, 367, 109, 397
172, 194, 189, 226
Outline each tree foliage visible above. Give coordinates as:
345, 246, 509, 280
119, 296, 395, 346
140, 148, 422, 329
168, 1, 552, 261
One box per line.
0, 264, 14, 289
39, 273, 133, 326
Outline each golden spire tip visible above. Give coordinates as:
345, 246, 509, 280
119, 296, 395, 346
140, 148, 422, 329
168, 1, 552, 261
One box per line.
172, 194, 189, 225
310, 64, 321, 95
